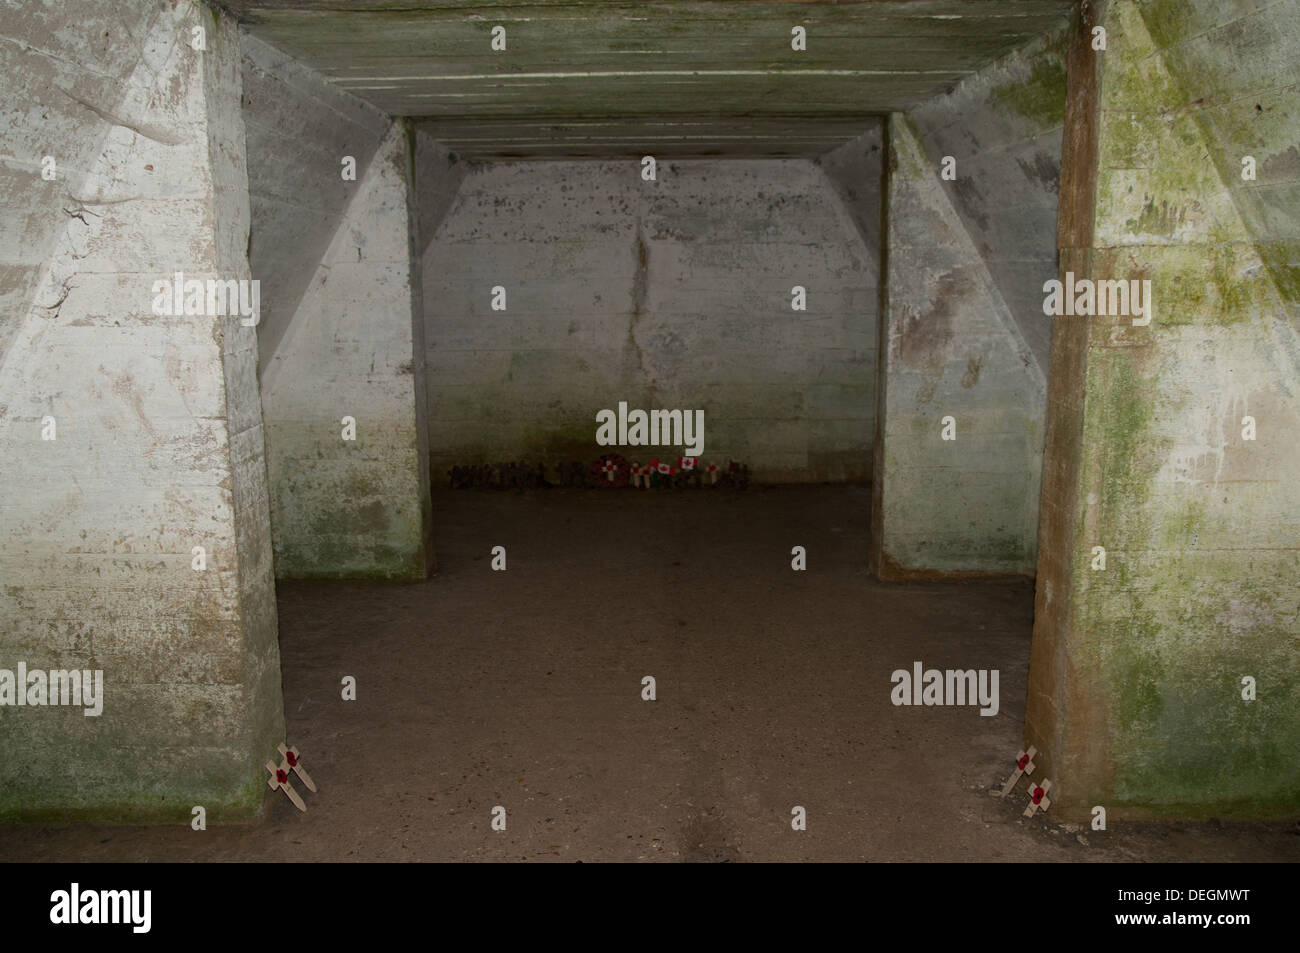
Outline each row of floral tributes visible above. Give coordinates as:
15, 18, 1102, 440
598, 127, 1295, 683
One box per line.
448, 454, 751, 491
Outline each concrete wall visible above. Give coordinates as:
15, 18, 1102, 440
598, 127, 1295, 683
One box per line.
817, 127, 885, 260
0, 1, 282, 820
908, 31, 1067, 381
869, 32, 1065, 578
872, 116, 1047, 577
241, 32, 390, 378
1026, 0, 1300, 819
243, 37, 438, 580
421, 154, 881, 482
259, 121, 434, 580
0, 0, 164, 372
414, 130, 467, 267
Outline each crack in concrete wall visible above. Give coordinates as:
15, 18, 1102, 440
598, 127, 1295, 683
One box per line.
420, 156, 881, 482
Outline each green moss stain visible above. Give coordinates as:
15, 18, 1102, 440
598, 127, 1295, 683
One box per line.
1094, 349, 1156, 519
989, 49, 1067, 129
0, 762, 268, 824
1208, 239, 1259, 323
266, 420, 430, 581
1108, 621, 1165, 734
1097, 6, 1183, 114
1259, 242, 1300, 304
1160, 238, 1280, 325
1075, 324, 1300, 813
1093, 541, 1300, 812
1161, 497, 1205, 550
1140, 0, 1196, 50
1120, 0, 1298, 325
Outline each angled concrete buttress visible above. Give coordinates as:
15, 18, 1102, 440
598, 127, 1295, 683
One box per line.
872, 114, 1046, 578
259, 119, 435, 580
1026, 0, 1300, 821
0, 2, 284, 821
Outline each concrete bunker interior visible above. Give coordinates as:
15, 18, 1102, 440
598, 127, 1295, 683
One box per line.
1, 0, 1296, 862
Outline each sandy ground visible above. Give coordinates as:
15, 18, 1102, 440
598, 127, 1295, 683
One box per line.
2, 486, 1296, 862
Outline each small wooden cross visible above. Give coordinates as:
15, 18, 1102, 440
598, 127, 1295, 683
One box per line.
278, 743, 317, 793
266, 758, 307, 812
1023, 778, 1052, 818
998, 745, 1037, 797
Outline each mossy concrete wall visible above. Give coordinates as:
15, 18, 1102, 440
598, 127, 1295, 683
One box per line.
0, 1, 283, 821
421, 155, 881, 482
1026, 0, 1300, 820
872, 115, 1046, 577
261, 122, 434, 580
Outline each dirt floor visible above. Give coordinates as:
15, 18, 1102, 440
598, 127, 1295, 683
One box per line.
2, 486, 1297, 862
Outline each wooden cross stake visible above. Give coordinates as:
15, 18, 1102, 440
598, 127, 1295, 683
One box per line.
266, 759, 307, 812
1023, 778, 1053, 818
278, 743, 317, 793
998, 745, 1037, 797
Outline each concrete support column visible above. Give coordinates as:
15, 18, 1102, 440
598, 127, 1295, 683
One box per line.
1026, 0, 1300, 819
0, 4, 283, 819
260, 120, 433, 580
871, 114, 1044, 578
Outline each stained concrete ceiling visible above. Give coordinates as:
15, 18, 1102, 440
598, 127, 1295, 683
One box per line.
220, 0, 1074, 158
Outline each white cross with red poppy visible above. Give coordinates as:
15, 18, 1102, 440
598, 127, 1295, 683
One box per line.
266, 757, 307, 812
279, 743, 317, 793
1023, 778, 1053, 818
998, 745, 1037, 797
600, 458, 619, 482
706, 462, 719, 484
